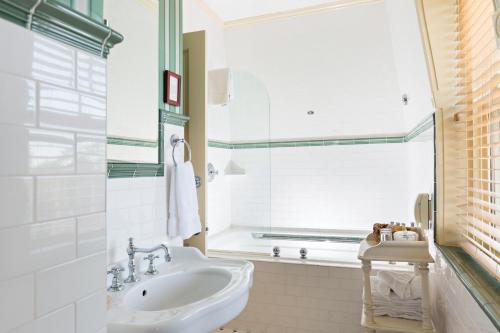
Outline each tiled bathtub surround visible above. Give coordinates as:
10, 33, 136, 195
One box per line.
0, 19, 107, 333
223, 258, 498, 333
224, 261, 364, 333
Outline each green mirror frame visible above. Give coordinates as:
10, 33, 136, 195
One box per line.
106, 0, 188, 178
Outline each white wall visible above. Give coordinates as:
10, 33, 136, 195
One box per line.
384, 0, 435, 131
183, 0, 226, 70
184, 0, 235, 236
207, 147, 233, 234
226, 144, 408, 231
230, 149, 272, 228
205, 1, 436, 236
271, 144, 408, 230
407, 128, 434, 219
184, 0, 231, 142
0, 19, 107, 333
224, 1, 405, 140
229, 71, 271, 142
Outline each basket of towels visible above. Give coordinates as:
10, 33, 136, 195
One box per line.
370, 270, 422, 321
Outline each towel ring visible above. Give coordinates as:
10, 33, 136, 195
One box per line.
170, 134, 192, 166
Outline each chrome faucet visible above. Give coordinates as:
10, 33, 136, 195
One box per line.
124, 237, 172, 283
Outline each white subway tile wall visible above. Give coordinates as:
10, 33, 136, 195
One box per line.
208, 143, 409, 235
207, 147, 234, 235
76, 291, 108, 333
107, 177, 169, 264
10, 305, 75, 333
106, 123, 184, 265
0, 19, 107, 333
430, 250, 498, 333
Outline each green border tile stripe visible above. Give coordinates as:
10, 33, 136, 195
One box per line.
107, 162, 164, 178
405, 114, 434, 142
107, 137, 158, 148
437, 245, 500, 331
0, 0, 122, 58
208, 114, 435, 149
208, 136, 407, 149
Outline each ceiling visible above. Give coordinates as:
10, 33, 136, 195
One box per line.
202, 0, 351, 22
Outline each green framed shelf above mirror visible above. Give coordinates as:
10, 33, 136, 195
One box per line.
0, 0, 122, 57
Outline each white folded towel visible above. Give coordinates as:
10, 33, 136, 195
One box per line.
377, 271, 421, 300
167, 162, 201, 240
370, 276, 422, 321
373, 292, 422, 321
372, 275, 392, 298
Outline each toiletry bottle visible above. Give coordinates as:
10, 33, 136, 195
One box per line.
393, 222, 403, 232
406, 222, 417, 232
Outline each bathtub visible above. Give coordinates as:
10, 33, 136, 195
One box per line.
207, 226, 368, 265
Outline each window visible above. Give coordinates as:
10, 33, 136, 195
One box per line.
458, 0, 500, 278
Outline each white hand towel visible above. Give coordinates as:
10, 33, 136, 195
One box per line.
377, 271, 421, 300
167, 162, 201, 240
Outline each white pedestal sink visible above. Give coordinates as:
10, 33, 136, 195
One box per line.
107, 247, 253, 333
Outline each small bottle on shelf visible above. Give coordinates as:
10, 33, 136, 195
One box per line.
393, 222, 403, 232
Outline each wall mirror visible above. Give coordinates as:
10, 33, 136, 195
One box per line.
105, 0, 160, 164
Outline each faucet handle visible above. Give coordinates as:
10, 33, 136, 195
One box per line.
107, 266, 124, 292
143, 254, 160, 275
144, 254, 160, 261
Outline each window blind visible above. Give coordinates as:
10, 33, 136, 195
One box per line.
458, 0, 500, 279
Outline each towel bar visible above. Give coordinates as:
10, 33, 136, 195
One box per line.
170, 134, 192, 166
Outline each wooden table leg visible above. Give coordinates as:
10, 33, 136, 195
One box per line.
419, 262, 432, 330
361, 259, 374, 325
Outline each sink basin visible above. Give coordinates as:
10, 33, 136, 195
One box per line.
124, 268, 232, 311
107, 247, 254, 333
